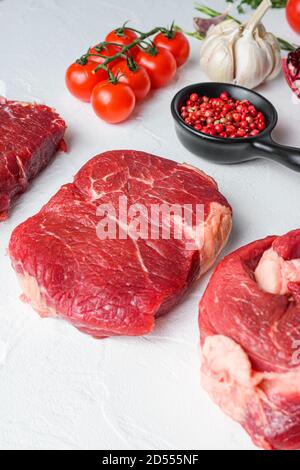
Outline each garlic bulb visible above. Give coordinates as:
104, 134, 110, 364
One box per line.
200, 0, 281, 89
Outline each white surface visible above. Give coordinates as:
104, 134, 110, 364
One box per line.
0, 0, 299, 451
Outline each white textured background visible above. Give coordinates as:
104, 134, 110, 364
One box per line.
0, 0, 299, 450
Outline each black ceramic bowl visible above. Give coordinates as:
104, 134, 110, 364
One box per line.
171, 82, 300, 172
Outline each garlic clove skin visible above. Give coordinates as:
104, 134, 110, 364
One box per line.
264, 31, 282, 81
234, 24, 273, 89
200, 39, 235, 82
200, 20, 240, 83
254, 24, 281, 83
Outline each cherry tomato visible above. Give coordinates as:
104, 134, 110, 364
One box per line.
286, 0, 300, 34
91, 81, 136, 124
136, 47, 177, 89
65, 62, 106, 102
112, 60, 151, 101
153, 31, 190, 67
88, 44, 121, 68
105, 28, 139, 57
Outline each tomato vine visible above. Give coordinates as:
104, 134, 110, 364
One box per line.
77, 25, 174, 79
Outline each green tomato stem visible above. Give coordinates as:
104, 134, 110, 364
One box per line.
91, 27, 162, 73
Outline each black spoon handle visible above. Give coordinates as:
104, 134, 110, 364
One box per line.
252, 136, 300, 172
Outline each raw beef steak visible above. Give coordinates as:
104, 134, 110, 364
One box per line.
9, 150, 232, 338
199, 230, 300, 450
0, 97, 66, 220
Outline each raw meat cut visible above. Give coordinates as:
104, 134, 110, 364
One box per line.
9, 150, 232, 338
199, 229, 300, 450
255, 246, 300, 296
0, 97, 66, 220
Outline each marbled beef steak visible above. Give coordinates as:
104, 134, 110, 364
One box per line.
199, 230, 300, 450
9, 150, 232, 338
0, 97, 66, 220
